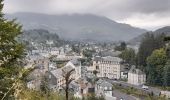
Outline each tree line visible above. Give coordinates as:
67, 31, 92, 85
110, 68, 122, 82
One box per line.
119, 32, 170, 87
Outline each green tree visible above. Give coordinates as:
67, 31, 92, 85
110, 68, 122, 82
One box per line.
83, 49, 96, 58
120, 41, 127, 50
115, 41, 127, 51
119, 48, 136, 65
72, 45, 80, 54
86, 94, 105, 100
93, 70, 98, 76
138, 33, 165, 70
163, 60, 170, 87
138, 33, 155, 68
147, 48, 167, 66
0, 0, 24, 99
146, 48, 167, 85
165, 44, 170, 59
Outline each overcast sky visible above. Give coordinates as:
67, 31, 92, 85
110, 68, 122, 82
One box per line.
3, 0, 170, 30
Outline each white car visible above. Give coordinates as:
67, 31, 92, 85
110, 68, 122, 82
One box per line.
142, 85, 149, 90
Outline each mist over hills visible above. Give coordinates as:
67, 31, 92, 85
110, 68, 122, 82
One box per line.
129, 26, 170, 45
6, 12, 147, 42
154, 26, 170, 34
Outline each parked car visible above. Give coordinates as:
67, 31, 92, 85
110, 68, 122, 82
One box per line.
142, 85, 149, 90
120, 98, 124, 100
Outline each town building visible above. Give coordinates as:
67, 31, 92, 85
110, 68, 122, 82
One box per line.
161, 91, 170, 99
92, 56, 122, 79
65, 59, 82, 80
48, 59, 82, 91
95, 79, 113, 97
26, 62, 48, 90
128, 66, 146, 85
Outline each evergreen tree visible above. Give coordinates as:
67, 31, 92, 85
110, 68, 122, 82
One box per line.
120, 41, 127, 51
119, 48, 136, 65
163, 60, 170, 87
0, 0, 24, 99
138, 33, 165, 70
138, 33, 155, 69
115, 41, 127, 51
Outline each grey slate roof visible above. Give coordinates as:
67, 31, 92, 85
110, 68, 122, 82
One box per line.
96, 79, 112, 88
69, 59, 80, 66
102, 56, 122, 62
100, 50, 121, 57
94, 56, 122, 62
62, 65, 75, 74
50, 69, 63, 78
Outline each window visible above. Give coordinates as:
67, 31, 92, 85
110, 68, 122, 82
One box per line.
105, 87, 107, 90
96, 66, 99, 69
104, 73, 106, 77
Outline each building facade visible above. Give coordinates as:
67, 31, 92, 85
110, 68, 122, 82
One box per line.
49, 58, 81, 91
128, 66, 146, 85
92, 56, 122, 79
65, 59, 82, 80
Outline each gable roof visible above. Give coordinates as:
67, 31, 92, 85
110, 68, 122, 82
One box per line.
50, 69, 63, 78
69, 58, 80, 66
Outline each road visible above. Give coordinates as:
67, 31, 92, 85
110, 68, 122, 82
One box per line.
104, 78, 162, 96
112, 90, 138, 100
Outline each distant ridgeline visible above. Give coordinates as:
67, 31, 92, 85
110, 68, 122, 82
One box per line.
6, 12, 147, 42
129, 26, 170, 45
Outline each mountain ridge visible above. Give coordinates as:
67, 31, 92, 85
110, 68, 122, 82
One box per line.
6, 12, 147, 42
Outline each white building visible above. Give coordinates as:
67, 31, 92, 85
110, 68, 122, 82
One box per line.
92, 56, 122, 79
128, 66, 146, 85
161, 91, 170, 98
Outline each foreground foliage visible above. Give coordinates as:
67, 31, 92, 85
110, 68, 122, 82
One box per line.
0, 0, 25, 99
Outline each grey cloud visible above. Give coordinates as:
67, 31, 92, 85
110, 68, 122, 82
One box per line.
129, 0, 170, 14
2, 0, 170, 30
